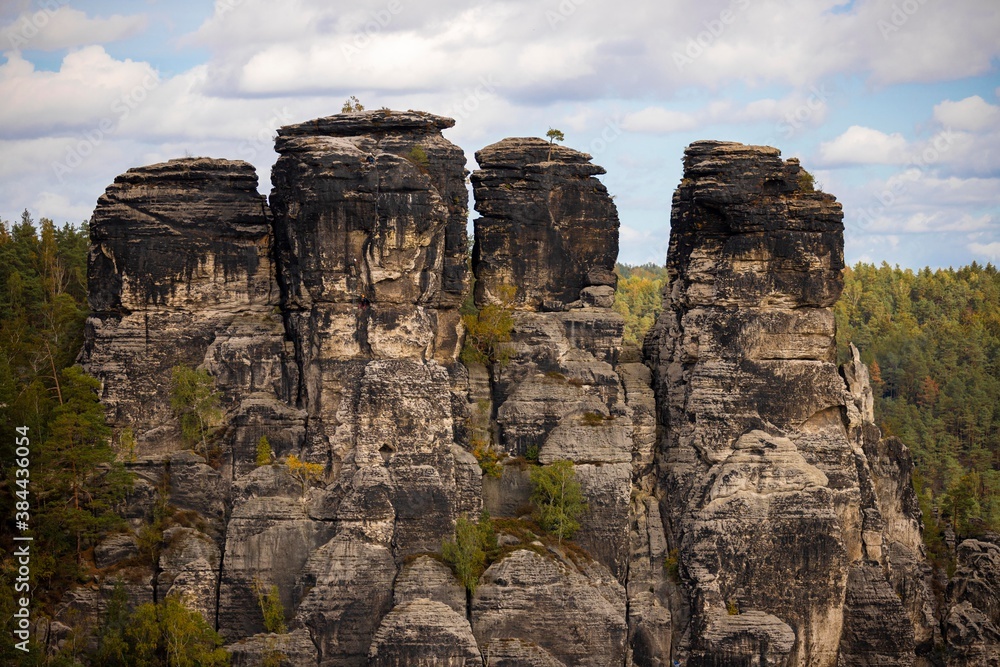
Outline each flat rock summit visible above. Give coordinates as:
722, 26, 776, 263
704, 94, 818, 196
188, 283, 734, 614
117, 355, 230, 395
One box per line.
63, 111, 1000, 665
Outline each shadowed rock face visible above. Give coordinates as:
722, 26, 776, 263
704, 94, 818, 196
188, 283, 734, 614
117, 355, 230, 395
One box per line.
83, 158, 291, 454
88, 158, 274, 315
471, 137, 619, 311
271, 110, 468, 317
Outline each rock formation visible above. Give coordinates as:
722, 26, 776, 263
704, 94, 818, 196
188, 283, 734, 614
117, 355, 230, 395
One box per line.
472, 137, 618, 311
73, 119, 985, 666
467, 137, 667, 664
946, 538, 1000, 665
643, 140, 935, 666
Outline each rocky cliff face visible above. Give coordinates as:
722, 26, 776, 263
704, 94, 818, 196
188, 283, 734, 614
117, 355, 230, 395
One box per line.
468, 138, 667, 665
643, 141, 934, 666
471, 137, 618, 311
74, 122, 981, 666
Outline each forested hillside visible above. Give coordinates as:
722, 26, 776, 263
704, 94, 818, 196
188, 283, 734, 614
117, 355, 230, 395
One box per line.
613, 263, 668, 348
0, 212, 133, 663
835, 262, 1000, 548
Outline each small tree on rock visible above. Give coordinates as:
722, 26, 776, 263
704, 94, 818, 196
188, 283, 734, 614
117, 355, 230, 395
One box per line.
256, 436, 273, 467
286, 454, 324, 495
170, 365, 222, 457
252, 577, 286, 634
530, 460, 586, 544
545, 128, 565, 161
442, 512, 497, 595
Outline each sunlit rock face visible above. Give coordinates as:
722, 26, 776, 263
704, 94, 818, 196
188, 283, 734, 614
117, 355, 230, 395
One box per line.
644, 141, 928, 666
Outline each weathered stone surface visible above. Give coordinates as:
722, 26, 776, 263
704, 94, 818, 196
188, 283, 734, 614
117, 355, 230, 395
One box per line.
689, 610, 796, 667
294, 534, 396, 666
838, 564, 916, 666
228, 628, 319, 667
946, 601, 1000, 666
368, 599, 482, 666
644, 141, 923, 666
484, 311, 633, 580
218, 465, 336, 639
82, 157, 291, 456
480, 638, 565, 666
946, 540, 1000, 664
94, 532, 139, 569
471, 137, 618, 310
392, 555, 466, 616
269, 111, 476, 573
471, 549, 628, 667
157, 526, 222, 624
271, 109, 467, 320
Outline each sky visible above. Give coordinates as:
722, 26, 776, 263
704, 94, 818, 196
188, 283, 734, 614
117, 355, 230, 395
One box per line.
1, 0, 998, 269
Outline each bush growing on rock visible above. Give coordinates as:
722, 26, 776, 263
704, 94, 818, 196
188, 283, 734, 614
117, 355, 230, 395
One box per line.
460, 285, 515, 368
92, 586, 229, 667
170, 364, 222, 457
530, 460, 587, 544
442, 512, 498, 594
406, 145, 430, 172
341, 96, 364, 113
798, 168, 816, 192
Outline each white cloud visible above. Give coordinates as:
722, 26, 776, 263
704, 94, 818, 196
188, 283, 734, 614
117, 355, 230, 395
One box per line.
174, 0, 1000, 101
1, 7, 147, 51
819, 126, 909, 165
622, 107, 698, 134
619, 224, 671, 266
32, 191, 92, 223
969, 242, 1000, 260
933, 96, 1000, 132
622, 87, 834, 136
0, 47, 158, 137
